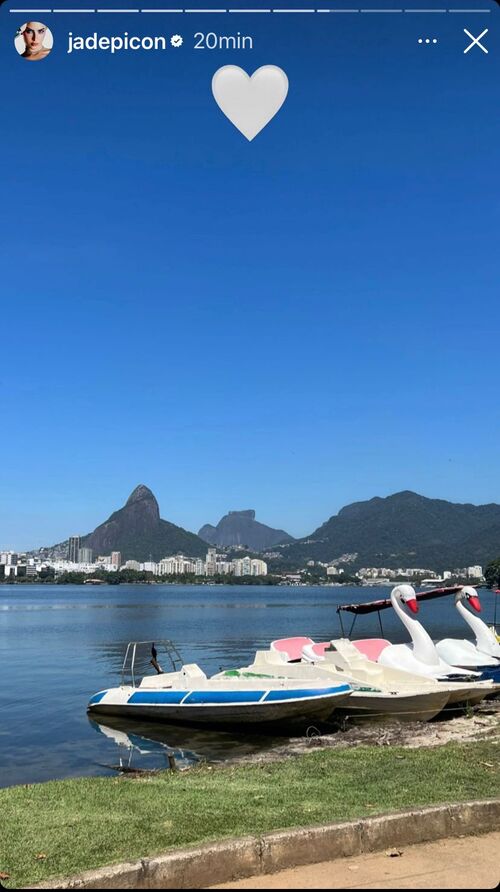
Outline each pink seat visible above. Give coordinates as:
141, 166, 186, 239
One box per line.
301, 641, 331, 662
310, 642, 330, 658
271, 637, 314, 662
352, 638, 391, 661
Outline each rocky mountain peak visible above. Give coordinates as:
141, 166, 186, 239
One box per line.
126, 484, 157, 507
199, 510, 294, 552
78, 484, 206, 561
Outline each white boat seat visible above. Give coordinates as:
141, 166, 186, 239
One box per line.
253, 649, 288, 667
181, 664, 207, 680
137, 663, 207, 689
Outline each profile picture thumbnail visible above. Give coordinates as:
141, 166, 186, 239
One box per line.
15, 22, 53, 61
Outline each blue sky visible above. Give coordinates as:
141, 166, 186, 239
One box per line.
0, 3, 499, 549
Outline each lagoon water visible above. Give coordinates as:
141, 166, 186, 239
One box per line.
1, 583, 496, 788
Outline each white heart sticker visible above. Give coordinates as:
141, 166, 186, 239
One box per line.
212, 65, 289, 141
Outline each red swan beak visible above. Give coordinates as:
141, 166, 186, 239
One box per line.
469, 595, 481, 613
406, 598, 419, 614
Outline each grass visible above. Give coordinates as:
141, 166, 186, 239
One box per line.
1, 740, 499, 888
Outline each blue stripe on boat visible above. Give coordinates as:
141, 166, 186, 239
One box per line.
128, 691, 187, 705
264, 685, 351, 702
183, 690, 265, 704
476, 667, 500, 682
88, 691, 107, 705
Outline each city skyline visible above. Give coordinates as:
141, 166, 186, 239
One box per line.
0, 540, 485, 588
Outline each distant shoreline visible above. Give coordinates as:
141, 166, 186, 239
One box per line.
0, 579, 360, 587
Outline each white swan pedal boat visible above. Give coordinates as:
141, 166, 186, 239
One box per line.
433, 587, 500, 677
87, 641, 352, 728
336, 585, 497, 704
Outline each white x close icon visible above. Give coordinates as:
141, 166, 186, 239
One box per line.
464, 28, 489, 54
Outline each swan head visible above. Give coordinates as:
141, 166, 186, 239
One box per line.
391, 584, 419, 614
456, 586, 481, 613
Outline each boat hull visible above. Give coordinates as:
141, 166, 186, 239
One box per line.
88, 685, 352, 728
444, 684, 494, 706
335, 689, 449, 723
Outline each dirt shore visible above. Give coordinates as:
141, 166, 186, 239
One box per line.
226, 698, 500, 767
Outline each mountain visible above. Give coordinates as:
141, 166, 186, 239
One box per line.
78, 485, 208, 561
274, 491, 500, 571
199, 510, 295, 552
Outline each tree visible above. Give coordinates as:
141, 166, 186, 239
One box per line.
485, 558, 500, 588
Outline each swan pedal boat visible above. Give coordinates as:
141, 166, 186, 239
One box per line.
87, 642, 353, 728
432, 587, 500, 682
337, 585, 498, 703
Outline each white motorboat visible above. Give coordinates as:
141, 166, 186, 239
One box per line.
87, 640, 353, 729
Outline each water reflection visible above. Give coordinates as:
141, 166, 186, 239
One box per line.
89, 713, 285, 771
89, 716, 202, 772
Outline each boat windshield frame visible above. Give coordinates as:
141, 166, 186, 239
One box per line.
121, 640, 184, 687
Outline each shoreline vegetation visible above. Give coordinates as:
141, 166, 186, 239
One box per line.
1, 740, 499, 889
0, 568, 487, 587
0, 566, 361, 586
0, 571, 302, 586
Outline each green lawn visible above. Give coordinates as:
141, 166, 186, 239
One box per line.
1, 741, 499, 888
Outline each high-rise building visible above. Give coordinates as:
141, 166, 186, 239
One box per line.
68, 536, 80, 562
194, 559, 205, 576
143, 561, 158, 574
111, 551, 122, 568
124, 560, 141, 571
205, 548, 217, 576
161, 554, 196, 575
78, 547, 93, 563
467, 566, 483, 579
232, 556, 267, 577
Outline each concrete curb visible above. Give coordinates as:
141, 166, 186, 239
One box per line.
28, 799, 500, 889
